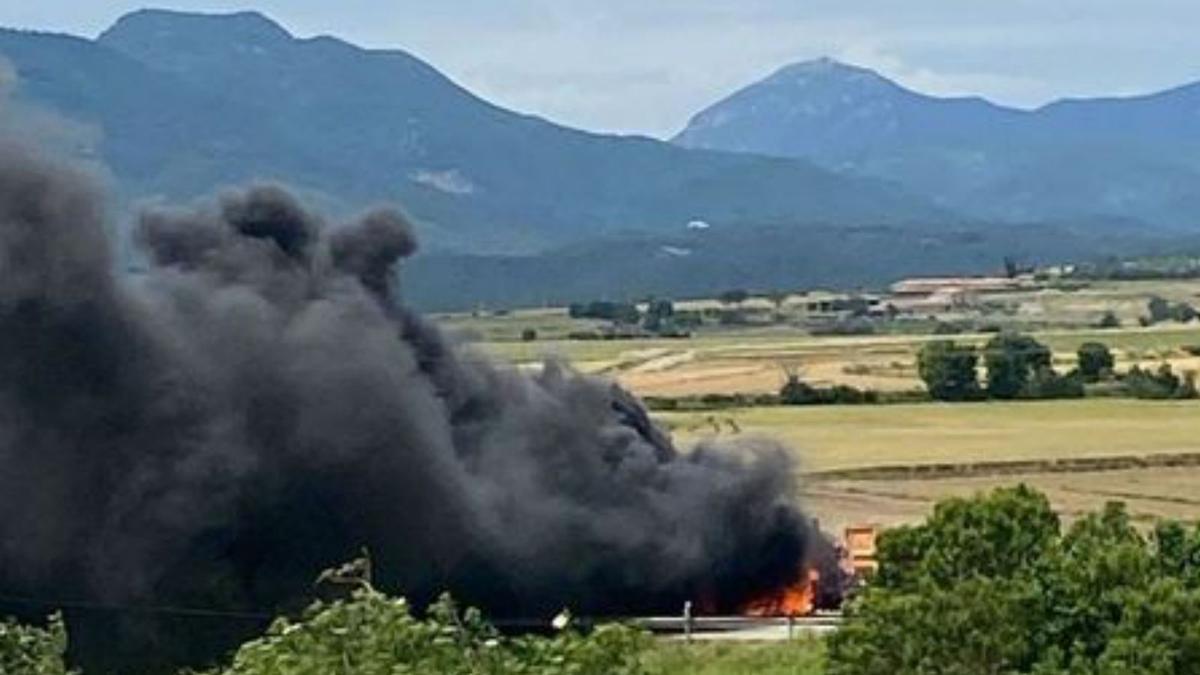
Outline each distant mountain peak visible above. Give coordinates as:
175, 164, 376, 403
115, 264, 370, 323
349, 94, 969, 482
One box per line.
761, 57, 902, 92
774, 56, 868, 76
99, 8, 293, 48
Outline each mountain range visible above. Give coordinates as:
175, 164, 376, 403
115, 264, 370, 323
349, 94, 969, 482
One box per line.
0, 10, 1196, 308
675, 58, 1200, 228
0, 10, 942, 256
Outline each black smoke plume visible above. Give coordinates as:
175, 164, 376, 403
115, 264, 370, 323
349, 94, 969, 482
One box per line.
0, 146, 813, 672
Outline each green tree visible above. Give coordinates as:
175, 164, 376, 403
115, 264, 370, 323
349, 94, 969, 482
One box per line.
873, 485, 1060, 591
1077, 342, 1115, 382
1096, 311, 1121, 329
829, 578, 1039, 675
1022, 366, 1085, 400
215, 589, 648, 675
830, 487, 1200, 675
1124, 364, 1198, 400
917, 340, 982, 402
0, 613, 72, 675
1148, 295, 1173, 324
984, 333, 1052, 399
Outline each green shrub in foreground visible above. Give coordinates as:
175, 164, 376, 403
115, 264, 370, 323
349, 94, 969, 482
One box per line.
0, 613, 73, 675
829, 486, 1200, 675
211, 590, 649, 675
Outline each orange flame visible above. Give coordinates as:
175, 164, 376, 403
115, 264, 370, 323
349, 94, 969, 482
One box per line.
740, 568, 818, 617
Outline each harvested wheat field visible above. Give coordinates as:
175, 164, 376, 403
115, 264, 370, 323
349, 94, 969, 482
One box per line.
659, 399, 1200, 530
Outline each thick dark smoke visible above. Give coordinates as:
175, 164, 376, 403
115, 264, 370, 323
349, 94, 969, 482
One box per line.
0, 146, 813, 672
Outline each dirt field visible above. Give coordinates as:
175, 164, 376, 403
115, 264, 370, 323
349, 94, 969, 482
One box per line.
805, 466, 1200, 534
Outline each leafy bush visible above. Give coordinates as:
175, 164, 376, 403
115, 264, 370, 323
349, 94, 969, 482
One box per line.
1122, 364, 1198, 400
1145, 296, 1198, 325
779, 375, 878, 405
983, 333, 1052, 399
1021, 367, 1085, 400
1077, 342, 1114, 382
643, 393, 779, 412
568, 301, 641, 324
1095, 311, 1121, 329
917, 340, 982, 402
1, 577, 650, 675
0, 613, 72, 675
212, 589, 648, 675
829, 486, 1200, 675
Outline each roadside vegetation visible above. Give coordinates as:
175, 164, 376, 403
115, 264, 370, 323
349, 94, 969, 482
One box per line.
830, 486, 1200, 675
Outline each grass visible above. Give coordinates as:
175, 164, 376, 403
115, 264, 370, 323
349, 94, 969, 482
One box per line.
658, 398, 1200, 472
644, 639, 825, 675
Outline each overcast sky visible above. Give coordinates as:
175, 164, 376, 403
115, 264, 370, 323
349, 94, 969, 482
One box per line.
2, 1, 1199, 138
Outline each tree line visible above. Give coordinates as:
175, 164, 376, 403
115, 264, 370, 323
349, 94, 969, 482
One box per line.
918, 333, 1197, 402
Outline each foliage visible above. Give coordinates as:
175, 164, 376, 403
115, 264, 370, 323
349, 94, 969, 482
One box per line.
1122, 364, 1198, 400
568, 300, 641, 324
779, 375, 878, 406
984, 333, 1053, 399
1095, 311, 1121, 329
1146, 296, 1198, 325
916, 340, 982, 401
1021, 366, 1085, 400
0, 613, 73, 675
829, 485, 1200, 675
1, 579, 651, 675
1077, 342, 1115, 382
212, 588, 649, 675
642, 298, 676, 333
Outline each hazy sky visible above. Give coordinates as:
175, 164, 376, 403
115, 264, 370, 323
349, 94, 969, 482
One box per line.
2, 1, 1199, 137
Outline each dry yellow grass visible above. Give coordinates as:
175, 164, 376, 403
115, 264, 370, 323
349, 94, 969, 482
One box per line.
660, 399, 1200, 472
472, 323, 1200, 398
657, 399, 1200, 531
805, 467, 1200, 534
